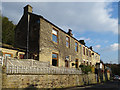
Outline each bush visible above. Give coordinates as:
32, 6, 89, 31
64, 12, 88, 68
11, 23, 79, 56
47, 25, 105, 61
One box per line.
79, 65, 92, 74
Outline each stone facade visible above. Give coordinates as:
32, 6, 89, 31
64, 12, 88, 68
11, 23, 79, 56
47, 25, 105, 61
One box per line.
15, 5, 100, 68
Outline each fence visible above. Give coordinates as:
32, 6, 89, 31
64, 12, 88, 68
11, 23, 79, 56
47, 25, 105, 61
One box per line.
6, 65, 81, 74
7, 58, 50, 67
0, 56, 3, 66
3, 57, 82, 75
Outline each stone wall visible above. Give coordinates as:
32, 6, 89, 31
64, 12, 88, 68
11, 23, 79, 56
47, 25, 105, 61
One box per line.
2, 73, 97, 88
1, 58, 97, 89
1, 58, 110, 89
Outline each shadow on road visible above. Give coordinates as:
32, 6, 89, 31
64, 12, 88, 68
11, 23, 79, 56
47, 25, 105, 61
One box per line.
62, 80, 120, 90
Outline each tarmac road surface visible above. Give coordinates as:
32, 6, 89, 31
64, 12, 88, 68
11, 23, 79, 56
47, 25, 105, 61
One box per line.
62, 80, 120, 90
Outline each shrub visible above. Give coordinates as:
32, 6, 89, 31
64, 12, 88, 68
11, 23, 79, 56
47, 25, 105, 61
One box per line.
79, 65, 92, 74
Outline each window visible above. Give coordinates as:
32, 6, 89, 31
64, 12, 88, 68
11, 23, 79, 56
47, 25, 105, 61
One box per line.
87, 62, 88, 66
75, 42, 78, 52
66, 36, 70, 48
79, 45, 81, 53
52, 53, 58, 66
84, 61, 85, 65
86, 49, 88, 56
19, 54, 24, 59
90, 62, 92, 66
65, 56, 70, 67
52, 28, 58, 43
89, 51, 91, 57
3, 53, 13, 57
5, 54, 12, 57
83, 47, 85, 55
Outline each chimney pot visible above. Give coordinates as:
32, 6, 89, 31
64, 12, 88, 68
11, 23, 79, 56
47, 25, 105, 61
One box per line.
68, 29, 73, 36
90, 46, 93, 50
79, 40, 85, 45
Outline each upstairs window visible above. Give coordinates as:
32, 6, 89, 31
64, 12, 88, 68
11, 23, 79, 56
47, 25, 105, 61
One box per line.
52, 53, 58, 66
89, 51, 91, 57
83, 47, 85, 55
66, 36, 70, 48
52, 28, 58, 43
86, 49, 88, 56
75, 42, 78, 52
79, 45, 81, 53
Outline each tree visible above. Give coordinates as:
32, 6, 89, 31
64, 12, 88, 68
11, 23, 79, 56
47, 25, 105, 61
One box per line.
105, 63, 120, 76
2, 16, 15, 45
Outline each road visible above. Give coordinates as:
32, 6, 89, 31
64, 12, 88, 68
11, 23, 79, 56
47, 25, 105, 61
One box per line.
62, 80, 120, 90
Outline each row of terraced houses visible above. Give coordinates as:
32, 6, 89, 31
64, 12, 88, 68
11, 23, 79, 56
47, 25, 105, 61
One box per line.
2, 5, 100, 69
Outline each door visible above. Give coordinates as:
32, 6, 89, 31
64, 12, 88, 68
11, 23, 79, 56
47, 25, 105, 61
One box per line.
75, 59, 78, 68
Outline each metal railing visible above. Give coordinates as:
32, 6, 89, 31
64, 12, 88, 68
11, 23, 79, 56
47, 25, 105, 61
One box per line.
6, 65, 82, 74
5, 57, 82, 75
0, 56, 3, 66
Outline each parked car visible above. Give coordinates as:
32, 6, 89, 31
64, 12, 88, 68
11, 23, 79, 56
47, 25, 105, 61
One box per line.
113, 75, 120, 80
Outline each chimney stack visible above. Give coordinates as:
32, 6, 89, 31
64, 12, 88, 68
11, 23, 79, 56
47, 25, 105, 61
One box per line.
68, 29, 73, 36
79, 40, 85, 45
90, 46, 93, 50
24, 5, 33, 14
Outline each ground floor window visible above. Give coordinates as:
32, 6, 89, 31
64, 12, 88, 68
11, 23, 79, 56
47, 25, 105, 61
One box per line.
90, 62, 92, 66
87, 62, 88, 66
84, 61, 85, 65
5, 54, 11, 57
19, 54, 24, 59
52, 53, 58, 66
3, 53, 13, 57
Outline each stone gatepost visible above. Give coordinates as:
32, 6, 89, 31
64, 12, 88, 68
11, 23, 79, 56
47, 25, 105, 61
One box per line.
2, 65, 7, 88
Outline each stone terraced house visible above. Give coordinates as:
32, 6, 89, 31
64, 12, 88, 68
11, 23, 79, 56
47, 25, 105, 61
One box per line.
15, 5, 100, 68
0, 43, 25, 59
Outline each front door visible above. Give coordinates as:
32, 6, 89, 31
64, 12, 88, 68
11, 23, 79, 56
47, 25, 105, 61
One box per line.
75, 59, 78, 68
65, 60, 69, 67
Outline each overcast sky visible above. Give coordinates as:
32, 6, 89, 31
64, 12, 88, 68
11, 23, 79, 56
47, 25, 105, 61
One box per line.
1, 1, 119, 64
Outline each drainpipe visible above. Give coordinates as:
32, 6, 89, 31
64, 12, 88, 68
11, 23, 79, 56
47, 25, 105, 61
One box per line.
27, 14, 30, 59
